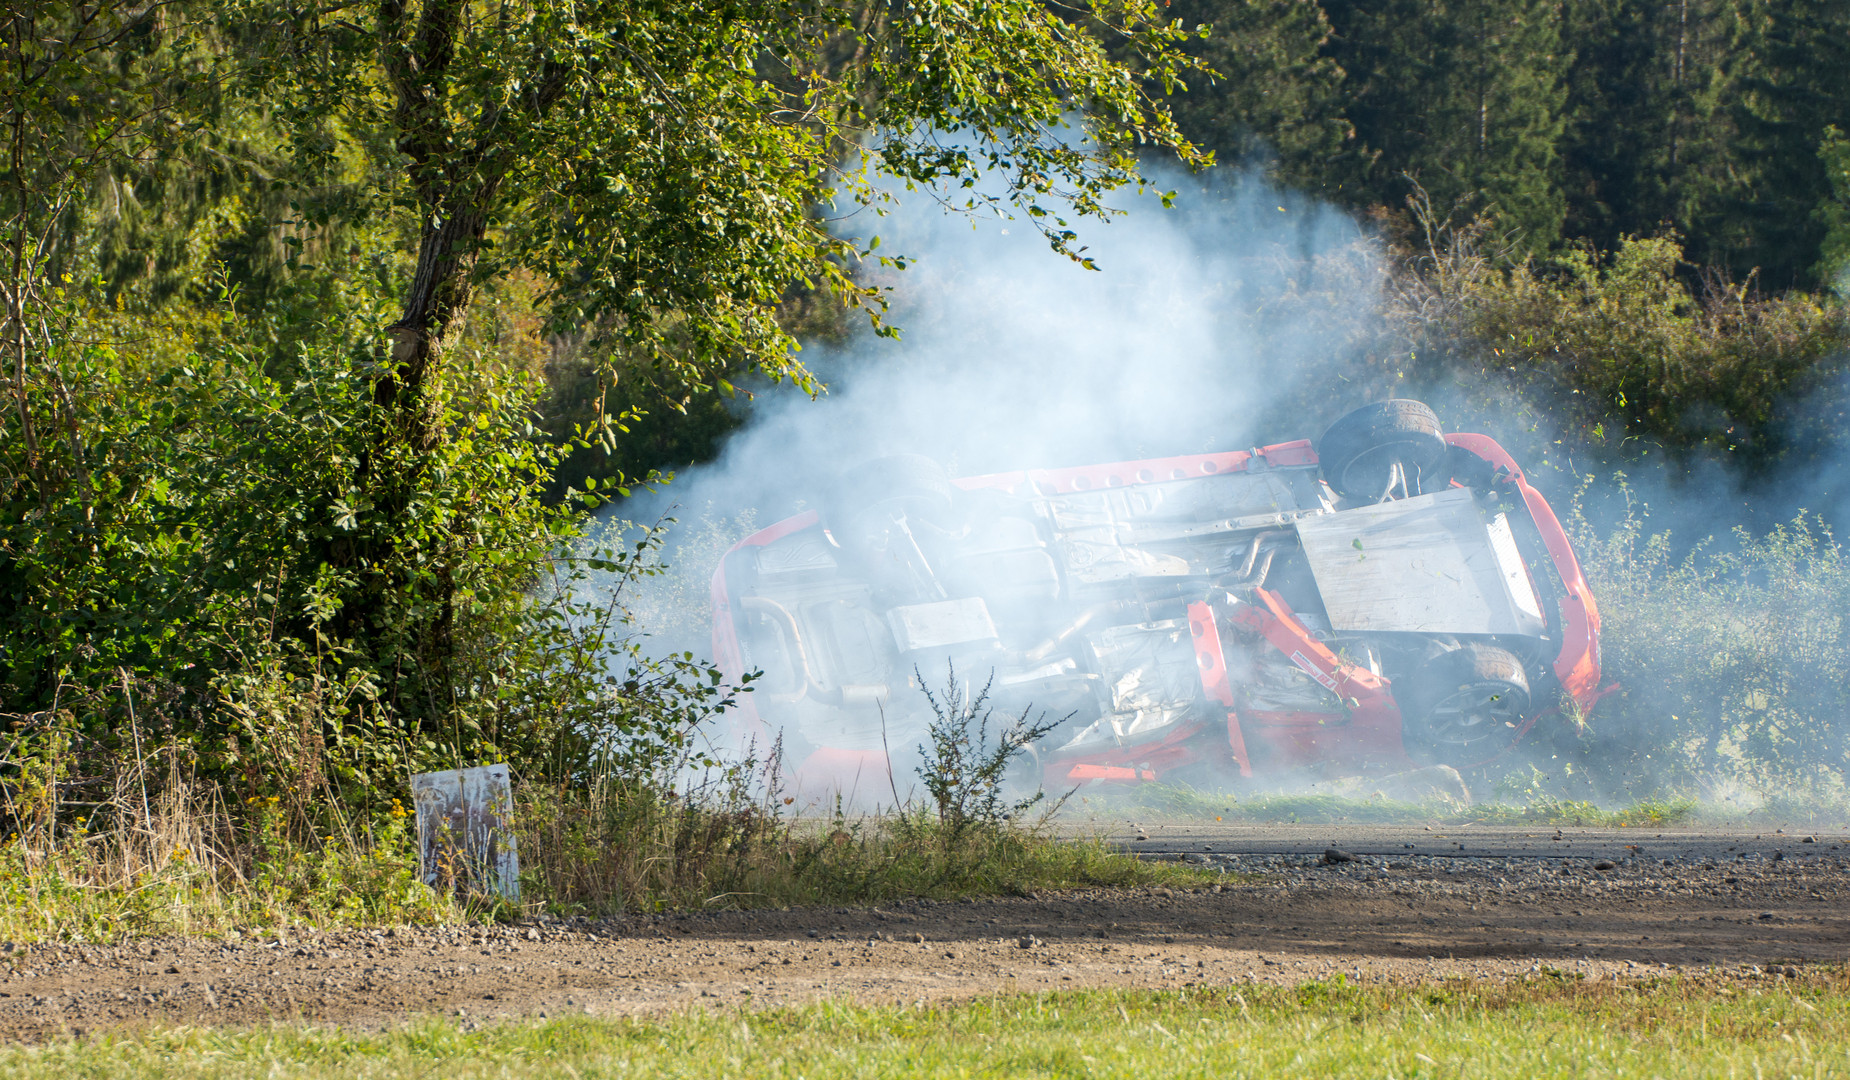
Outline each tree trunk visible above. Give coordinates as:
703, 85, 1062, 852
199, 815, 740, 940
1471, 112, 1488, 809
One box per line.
342, 194, 490, 730
377, 201, 488, 450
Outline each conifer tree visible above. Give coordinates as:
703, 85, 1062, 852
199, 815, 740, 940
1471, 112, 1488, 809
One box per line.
1557, 0, 1738, 256
1156, 0, 1353, 192
1721, 0, 1850, 288
1320, 0, 1571, 249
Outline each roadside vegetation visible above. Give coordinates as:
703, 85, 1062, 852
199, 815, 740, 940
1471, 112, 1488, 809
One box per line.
0, 0, 1208, 934
0, 667, 1201, 944
0, 775, 1203, 944
3, 0, 1850, 950
5, 972, 1847, 1077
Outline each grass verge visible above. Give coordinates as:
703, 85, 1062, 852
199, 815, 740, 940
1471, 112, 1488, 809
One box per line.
523, 787, 1211, 915
0, 786, 464, 944
4, 971, 1847, 1077
1074, 784, 1710, 828
0, 781, 1203, 943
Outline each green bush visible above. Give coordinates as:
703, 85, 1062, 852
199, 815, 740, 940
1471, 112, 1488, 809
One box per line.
1457, 236, 1847, 472
1565, 495, 1850, 800
0, 279, 739, 832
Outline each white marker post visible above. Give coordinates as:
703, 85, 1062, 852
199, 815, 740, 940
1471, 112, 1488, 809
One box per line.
411, 763, 520, 901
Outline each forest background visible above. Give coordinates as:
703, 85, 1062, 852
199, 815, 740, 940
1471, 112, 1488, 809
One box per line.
2, 0, 1849, 925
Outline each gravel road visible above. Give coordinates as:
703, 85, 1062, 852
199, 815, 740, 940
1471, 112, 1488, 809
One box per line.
1103, 822, 1848, 862
1, 826, 1844, 1041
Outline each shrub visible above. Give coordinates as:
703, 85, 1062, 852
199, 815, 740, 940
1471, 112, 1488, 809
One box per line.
0, 277, 743, 847
911, 669, 1064, 844
1564, 495, 1850, 799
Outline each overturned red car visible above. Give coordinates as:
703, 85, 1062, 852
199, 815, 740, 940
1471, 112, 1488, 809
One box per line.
709, 400, 1603, 798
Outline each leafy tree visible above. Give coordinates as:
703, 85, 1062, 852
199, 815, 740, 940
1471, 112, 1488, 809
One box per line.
237, 0, 1204, 445
2, 0, 199, 491
4, 0, 1207, 738
211, 0, 1207, 723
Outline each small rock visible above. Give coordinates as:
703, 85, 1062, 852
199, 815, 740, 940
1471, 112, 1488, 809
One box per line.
1593, 860, 1616, 871
1017, 936, 1040, 949
1802, 836, 1817, 843
1136, 834, 1150, 842
910, 933, 925, 943
525, 928, 542, 942
1323, 848, 1359, 865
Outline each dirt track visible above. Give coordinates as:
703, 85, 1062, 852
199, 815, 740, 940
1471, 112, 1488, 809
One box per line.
2, 827, 1846, 1041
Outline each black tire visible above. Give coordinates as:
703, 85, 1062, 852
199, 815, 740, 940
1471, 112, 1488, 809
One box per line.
828, 454, 954, 550
1397, 643, 1531, 767
1317, 399, 1451, 501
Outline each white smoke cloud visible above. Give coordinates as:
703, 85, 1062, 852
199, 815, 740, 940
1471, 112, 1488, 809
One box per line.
615, 170, 1377, 536
590, 169, 1399, 800
591, 166, 1850, 814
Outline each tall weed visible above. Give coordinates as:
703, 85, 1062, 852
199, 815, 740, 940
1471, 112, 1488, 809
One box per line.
1564, 494, 1850, 799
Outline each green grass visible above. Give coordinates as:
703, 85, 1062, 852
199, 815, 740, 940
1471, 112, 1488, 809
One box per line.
1071, 784, 1706, 828
7, 972, 1848, 1077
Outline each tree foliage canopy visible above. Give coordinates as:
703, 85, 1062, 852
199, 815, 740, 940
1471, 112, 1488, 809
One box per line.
230, 0, 1206, 434
0, 0, 1206, 780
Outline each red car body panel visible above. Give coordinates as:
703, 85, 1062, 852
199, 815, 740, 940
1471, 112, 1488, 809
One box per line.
710, 434, 1602, 795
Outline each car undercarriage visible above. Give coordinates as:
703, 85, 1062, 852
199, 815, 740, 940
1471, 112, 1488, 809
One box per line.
710, 401, 1603, 797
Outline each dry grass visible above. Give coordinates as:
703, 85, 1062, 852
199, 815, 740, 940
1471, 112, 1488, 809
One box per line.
0, 730, 1198, 942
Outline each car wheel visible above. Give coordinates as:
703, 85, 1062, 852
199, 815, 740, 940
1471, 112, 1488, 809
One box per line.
829, 453, 955, 551
1398, 644, 1531, 767
1317, 399, 1451, 501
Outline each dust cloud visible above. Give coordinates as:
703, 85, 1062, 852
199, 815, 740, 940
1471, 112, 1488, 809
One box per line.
599, 168, 1850, 814
618, 174, 1373, 528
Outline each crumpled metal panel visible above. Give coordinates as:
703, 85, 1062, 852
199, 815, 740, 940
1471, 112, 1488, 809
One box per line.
1295, 487, 1547, 636
1048, 472, 1311, 585
1054, 619, 1203, 750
